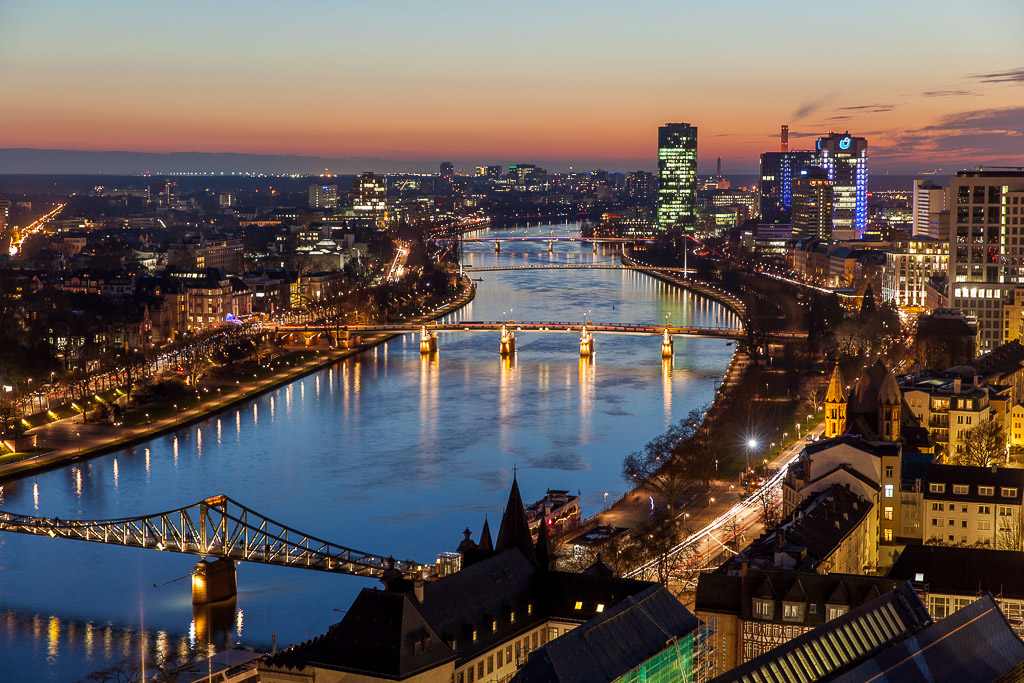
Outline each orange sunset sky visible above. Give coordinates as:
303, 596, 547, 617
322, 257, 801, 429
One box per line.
1, 0, 1022, 173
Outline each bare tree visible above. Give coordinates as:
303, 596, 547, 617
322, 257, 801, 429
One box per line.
959, 419, 1005, 467
178, 345, 215, 387
0, 395, 26, 438
997, 509, 1024, 552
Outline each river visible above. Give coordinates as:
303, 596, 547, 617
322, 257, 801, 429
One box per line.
0, 223, 740, 680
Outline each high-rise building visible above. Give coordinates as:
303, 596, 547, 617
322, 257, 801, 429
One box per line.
656, 122, 698, 231
913, 180, 950, 239
485, 165, 503, 180
508, 164, 546, 187
816, 132, 868, 240
218, 192, 236, 209
0, 196, 10, 234
308, 184, 338, 210
760, 151, 817, 224
791, 167, 834, 239
948, 170, 1024, 353
625, 171, 657, 203
439, 161, 455, 182
353, 172, 387, 228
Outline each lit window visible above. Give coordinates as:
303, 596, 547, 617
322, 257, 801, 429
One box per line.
884, 484, 894, 498
914, 573, 925, 582
596, 604, 605, 613
510, 611, 516, 623
1003, 488, 1018, 498
930, 483, 946, 493
884, 507, 893, 520
573, 601, 583, 610
884, 529, 893, 541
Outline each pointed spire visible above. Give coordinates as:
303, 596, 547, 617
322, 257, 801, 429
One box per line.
535, 517, 553, 571
495, 472, 536, 564
826, 363, 846, 403
878, 369, 901, 406
479, 517, 493, 552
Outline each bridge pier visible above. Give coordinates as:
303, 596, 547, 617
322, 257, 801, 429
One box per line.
499, 325, 516, 355
579, 326, 594, 357
494, 240, 500, 253
419, 326, 437, 354
662, 327, 674, 358
593, 242, 598, 253
192, 558, 237, 605
548, 241, 553, 252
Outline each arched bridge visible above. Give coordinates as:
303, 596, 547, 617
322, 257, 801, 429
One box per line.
0, 494, 423, 579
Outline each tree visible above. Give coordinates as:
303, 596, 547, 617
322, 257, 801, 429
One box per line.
622, 429, 690, 516
997, 509, 1024, 552
755, 484, 782, 530
178, 345, 215, 387
0, 394, 26, 438
623, 511, 689, 587
958, 419, 1005, 467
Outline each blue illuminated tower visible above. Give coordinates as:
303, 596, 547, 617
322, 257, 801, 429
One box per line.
816, 132, 868, 240
759, 151, 817, 224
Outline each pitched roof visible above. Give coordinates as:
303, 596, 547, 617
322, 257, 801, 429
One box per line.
826, 364, 847, 403
496, 474, 536, 564
887, 545, 1024, 600
511, 585, 699, 683
878, 369, 901, 405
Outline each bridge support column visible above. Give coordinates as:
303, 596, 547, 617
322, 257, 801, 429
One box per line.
420, 326, 438, 354
548, 241, 553, 252
494, 241, 500, 253
593, 242, 598, 253
662, 327, 674, 358
192, 558, 237, 605
500, 325, 516, 356
579, 326, 594, 358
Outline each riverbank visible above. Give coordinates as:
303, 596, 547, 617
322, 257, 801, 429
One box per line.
0, 277, 476, 482
620, 252, 746, 319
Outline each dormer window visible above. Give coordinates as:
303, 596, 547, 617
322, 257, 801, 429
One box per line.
783, 602, 804, 622
753, 599, 773, 619
980, 486, 995, 496
1003, 488, 1018, 498
596, 604, 605, 613
953, 485, 968, 495
827, 605, 848, 620
472, 629, 477, 641
930, 483, 945, 493
492, 620, 497, 632
573, 601, 583, 611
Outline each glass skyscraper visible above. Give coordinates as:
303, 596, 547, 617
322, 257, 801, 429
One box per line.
816, 132, 868, 240
657, 122, 697, 232
759, 151, 817, 224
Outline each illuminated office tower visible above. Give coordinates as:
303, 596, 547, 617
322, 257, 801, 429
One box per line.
308, 184, 338, 210
353, 172, 387, 228
913, 180, 949, 239
760, 151, 817, 224
657, 122, 698, 232
791, 168, 834, 239
947, 170, 1024, 352
816, 132, 868, 240
0, 196, 9, 233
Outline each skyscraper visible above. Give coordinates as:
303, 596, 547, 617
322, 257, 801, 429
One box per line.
947, 170, 1024, 352
791, 168, 834, 240
657, 122, 697, 232
816, 132, 868, 240
439, 161, 454, 181
760, 150, 817, 224
913, 180, 950, 239
308, 184, 338, 210
353, 172, 387, 228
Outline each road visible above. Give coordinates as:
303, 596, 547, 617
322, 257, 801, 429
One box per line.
8, 203, 65, 257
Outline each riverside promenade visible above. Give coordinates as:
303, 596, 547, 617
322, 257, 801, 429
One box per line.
0, 278, 476, 481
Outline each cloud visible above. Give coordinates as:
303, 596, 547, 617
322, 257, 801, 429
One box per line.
836, 104, 895, 113
921, 106, 1024, 134
922, 89, 978, 98
877, 106, 1024, 161
790, 94, 833, 121
829, 115, 852, 121
968, 67, 1024, 83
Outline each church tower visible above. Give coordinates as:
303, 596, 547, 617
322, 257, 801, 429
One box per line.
878, 369, 902, 442
824, 363, 847, 438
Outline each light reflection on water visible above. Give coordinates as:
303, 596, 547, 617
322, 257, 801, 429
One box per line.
0, 224, 740, 680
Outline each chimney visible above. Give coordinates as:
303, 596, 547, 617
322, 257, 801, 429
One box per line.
716, 157, 722, 177
414, 576, 424, 604
973, 374, 979, 387
781, 125, 789, 153
954, 378, 962, 394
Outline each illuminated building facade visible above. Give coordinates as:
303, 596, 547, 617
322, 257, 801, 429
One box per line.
948, 170, 1024, 352
882, 236, 949, 309
791, 167, 833, 239
308, 183, 338, 210
759, 151, 817, 224
914, 180, 949, 239
353, 172, 388, 228
816, 132, 868, 240
656, 122, 697, 232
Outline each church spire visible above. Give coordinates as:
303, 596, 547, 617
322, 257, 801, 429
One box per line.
495, 472, 536, 564
824, 363, 848, 439
479, 517, 493, 552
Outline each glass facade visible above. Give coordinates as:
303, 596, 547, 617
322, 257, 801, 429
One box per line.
657, 123, 698, 232
759, 151, 817, 224
612, 633, 694, 683
816, 133, 868, 239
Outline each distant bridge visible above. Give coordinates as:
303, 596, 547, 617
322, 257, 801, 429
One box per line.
462, 265, 693, 273
455, 236, 650, 243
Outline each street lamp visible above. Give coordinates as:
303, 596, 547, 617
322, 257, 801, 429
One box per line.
746, 438, 758, 474
603, 492, 608, 510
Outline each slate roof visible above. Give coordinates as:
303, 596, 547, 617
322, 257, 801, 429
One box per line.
497, 474, 537, 564
887, 545, 1024, 600
829, 594, 1024, 683
924, 464, 1024, 505
708, 583, 932, 683
263, 549, 660, 680
511, 585, 700, 683
721, 484, 872, 573
695, 570, 903, 629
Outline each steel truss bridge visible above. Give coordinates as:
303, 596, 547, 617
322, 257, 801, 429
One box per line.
0, 495, 421, 578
